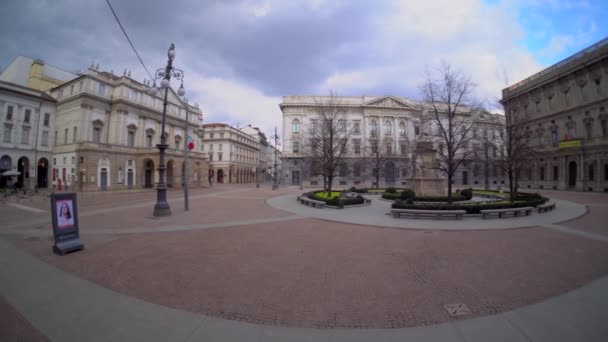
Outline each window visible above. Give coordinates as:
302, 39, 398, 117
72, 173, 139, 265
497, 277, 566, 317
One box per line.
6, 105, 13, 120
540, 167, 545, 181
553, 166, 559, 180
175, 138, 181, 150
97, 83, 106, 97
589, 164, 595, 181
400, 143, 407, 155
292, 141, 299, 153
438, 144, 444, 155
385, 142, 392, 154
43, 113, 50, 127
586, 121, 593, 139
292, 119, 300, 133
473, 164, 480, 177
127, 131, 135, 147
595, 77, 602, 96
399, 122, 406, 136
79, 82, 83, 92
354, 140, 361, 154
535, 99, 541, 113
208, 153, 213, 162
200, 143, 204, 151
605, 164, 608, 181
93, 127, 101, 143
209, 144, 213, 151
41, 131, 49, 146
24, 109, 31, 123
218, 143, 223, 151
64, 128, 68, 144
472, 127, 477, 138
210, 133, 214, 139
370, 120, 377, 136
54, 130, 58, 145
602, 119, 607, 138
384, 121, 392, 135
579, 80, 587, 101
220, 133, 224, 138
567, 121, 576, 138
552, 130, 559, 145
563, 88, 570, 106
58, 89, 63, 99
21, 126, 30, 144
371, 140, 378, 154
218, 153, 223, 161
353, 121, 360, 134
146, 133, 153, 148
73, 127, 78, 143
547, 95, 553, 111
339, 120, 346, 133
353, 164, 361, 177
2, 122, 14, 143
414, 125, 420, 135
311, 120, 319, 133
71, 157, 75, 165
70, 85, 74, 96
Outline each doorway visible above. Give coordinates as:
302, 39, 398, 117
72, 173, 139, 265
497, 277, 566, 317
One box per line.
37, 158, 49, 188
100, 168, 108, 190
568, 161, 577, 188
462, 171, 469, 185
292, 170, 300, 185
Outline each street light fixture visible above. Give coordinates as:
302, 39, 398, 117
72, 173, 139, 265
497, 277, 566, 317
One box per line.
148, 43, 186, 217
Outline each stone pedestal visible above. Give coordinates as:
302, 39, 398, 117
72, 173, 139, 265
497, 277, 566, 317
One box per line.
407, 138, 445, 196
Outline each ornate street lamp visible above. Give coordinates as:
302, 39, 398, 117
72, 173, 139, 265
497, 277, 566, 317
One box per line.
148, 43, 186, 217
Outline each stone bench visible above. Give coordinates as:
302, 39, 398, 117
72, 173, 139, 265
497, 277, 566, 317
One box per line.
537, 202, 556, 213
297, 196, 325, 208
390, 209, 466, 220
481, 207, 533, 219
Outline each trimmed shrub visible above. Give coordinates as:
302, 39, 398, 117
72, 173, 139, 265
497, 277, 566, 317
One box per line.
386, 187, 397, 194
381, 192, 402, 200
460, 188, 473, 200
414, 194, 467, 202
392, 195, 548, 214
305, 190, 367, 206
400, 188, 416, 201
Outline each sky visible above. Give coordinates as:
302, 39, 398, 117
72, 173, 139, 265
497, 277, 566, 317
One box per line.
0, 0, 606, 139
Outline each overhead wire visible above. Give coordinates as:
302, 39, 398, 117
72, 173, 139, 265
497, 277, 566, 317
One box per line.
105, 0, 154, 80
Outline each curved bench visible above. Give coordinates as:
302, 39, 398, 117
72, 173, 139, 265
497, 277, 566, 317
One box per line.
390, 209, 466, 220
481, 207, 533, 219
297, 196, 325, 208
537, 202, 556, 213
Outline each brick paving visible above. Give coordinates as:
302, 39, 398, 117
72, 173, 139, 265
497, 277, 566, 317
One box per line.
3, 186, 608, 330
0, 294, 49, 342
9, 219, 608, 329
562, 206, 608, 236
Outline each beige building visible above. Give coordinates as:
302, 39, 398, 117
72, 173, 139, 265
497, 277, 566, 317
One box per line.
0, 56, 78, 92
48, 65, 209, 191
0, 80, 57, 190
280, 95, 505, 188
501, 38, 608, 192
202, 123, 260, 184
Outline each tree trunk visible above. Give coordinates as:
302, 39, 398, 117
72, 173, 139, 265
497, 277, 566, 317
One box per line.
447, 175, 453, 204
375, 169, 380, 189
327, 175, 333, 196
508, 170, 515, 202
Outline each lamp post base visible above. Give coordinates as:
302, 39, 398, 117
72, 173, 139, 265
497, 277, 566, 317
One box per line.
153, 202, 171, 217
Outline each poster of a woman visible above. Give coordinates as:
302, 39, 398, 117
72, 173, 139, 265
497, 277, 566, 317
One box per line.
56, 200, 74, 229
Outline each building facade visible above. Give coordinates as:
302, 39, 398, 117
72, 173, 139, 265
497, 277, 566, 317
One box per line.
280, 95, 506, 189
501, 38, 608, 192
48, 65, 209, 191
201, 123, 260, 184
0, 81, 57, 190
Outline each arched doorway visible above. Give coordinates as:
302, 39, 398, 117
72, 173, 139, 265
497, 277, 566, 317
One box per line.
385, 161, 396, 186
217, 169, 224, 183
568, 161, 577, 188
17, 157, 29, 190
144, 159, 154, 188
166, 160, 174, 187
0, 155, 12, 188
37, 158, 49, 188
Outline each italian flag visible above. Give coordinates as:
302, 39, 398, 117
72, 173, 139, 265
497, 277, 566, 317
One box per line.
187, 135, 195, 150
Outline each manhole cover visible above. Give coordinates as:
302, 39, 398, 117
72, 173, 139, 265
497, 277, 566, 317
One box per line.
443, 303, 471, 317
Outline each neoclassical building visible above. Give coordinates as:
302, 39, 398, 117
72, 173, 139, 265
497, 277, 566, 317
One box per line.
0, 80, 57, 190
0, 56, 78, 92
48, 65, 209, 191
201, 123, 260, 184
280, 95, 505, 188
501, 38, 608, 192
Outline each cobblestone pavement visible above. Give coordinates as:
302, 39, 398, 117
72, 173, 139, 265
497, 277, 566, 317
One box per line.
2, 185, 608, 331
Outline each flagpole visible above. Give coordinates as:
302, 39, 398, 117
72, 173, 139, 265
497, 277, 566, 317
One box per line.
183, 103, 190, 211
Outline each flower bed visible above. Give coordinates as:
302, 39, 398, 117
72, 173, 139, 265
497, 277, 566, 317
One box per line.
304, 190, 367, 206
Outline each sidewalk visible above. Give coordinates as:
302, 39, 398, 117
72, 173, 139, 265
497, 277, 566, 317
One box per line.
1, 237, 607, 341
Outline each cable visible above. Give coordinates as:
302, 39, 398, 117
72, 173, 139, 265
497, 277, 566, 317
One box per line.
105, 0, 154, 80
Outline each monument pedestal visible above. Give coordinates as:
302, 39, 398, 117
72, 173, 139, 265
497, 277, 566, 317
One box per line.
408, 137, 445, 197
409, 177, 445, 197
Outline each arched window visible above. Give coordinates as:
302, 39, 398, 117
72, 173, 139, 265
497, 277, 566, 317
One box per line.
384, 121, 392, 135
399, 122, 406, 136
370, 120, 377, 136
292, 119, 300, 133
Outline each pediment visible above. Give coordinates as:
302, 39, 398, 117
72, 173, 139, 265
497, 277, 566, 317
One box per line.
363, 96, 417, 109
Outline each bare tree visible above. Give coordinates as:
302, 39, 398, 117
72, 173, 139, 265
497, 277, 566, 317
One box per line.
363, 134, 394, 189
492, 103, 537, 201
301, 91, 352, 196
420, 62, 480, 203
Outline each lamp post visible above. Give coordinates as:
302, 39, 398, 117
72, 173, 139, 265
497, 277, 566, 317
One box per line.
272, 126, 279, 190
148, 43, 186, 217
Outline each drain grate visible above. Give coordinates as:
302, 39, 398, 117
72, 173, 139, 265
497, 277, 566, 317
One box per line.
443, 303, 471, 317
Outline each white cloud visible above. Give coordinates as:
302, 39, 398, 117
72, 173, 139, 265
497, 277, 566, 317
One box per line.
188, 73, 282, 137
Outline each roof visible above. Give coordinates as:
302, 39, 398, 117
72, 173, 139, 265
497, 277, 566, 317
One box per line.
0, 56, 78, 86
0, 80, 57, 102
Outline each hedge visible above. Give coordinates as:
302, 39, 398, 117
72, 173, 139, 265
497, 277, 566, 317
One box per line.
305, 191, 366, 206
392, 195, 548, 214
